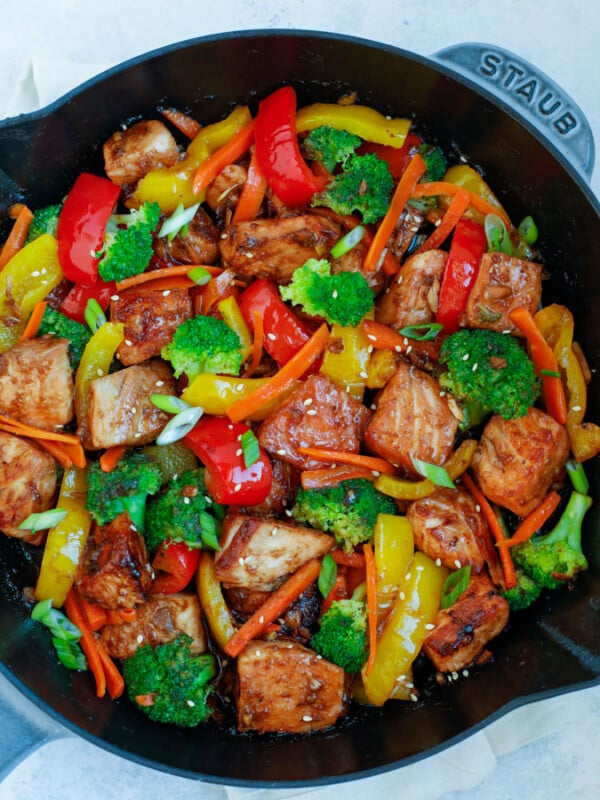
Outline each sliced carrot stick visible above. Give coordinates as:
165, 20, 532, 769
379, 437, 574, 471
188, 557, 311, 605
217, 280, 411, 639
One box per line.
193, 121, 255, 196
232, 148, 268, 223
115, 264, 222, 292
226, 323, 330, 423
35, 438, 87, 470
106, 608, 137, 625
363, 543, 378, 676
364, 153, 427, 272
77, 597, 109, 632
0, 414, 82, 445
461, 473, 516, 589
95, 638, 125, 700
361, 318, 443, 362
160, 108, 201, 139
498, 491, 561, 547
300, 464, 378, 489
509, 306, 568, 425
296, 446, 396, 476
19, 300, 47, 342
224, 558, 322, 658
99, 445, 127, 473
412, 181, 512, 229
200, 269, 237, 314
0, 204, 34, 271
330, 548, 367, 569
64, 588, 107, 698
416, 189, 470, 252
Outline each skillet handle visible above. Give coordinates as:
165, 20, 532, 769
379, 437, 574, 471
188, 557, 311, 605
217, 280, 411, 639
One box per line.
0, 672, 66, 781
434, 43, 595, 179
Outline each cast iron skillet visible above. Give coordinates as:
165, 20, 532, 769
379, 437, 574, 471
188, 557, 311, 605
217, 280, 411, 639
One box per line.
0, 30, 599, 788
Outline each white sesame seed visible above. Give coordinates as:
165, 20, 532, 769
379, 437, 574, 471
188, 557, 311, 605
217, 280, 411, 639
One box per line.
155, 380, 164, 387
435, 558, 442, 566
367, 345, 374, 354
371, 470, 380, 477
332, 290, 338, 299
124, 339, 133, 346
96, 368, 103, 376
238, 557, 245, 566
285, 509, 293, 517
572, 405, 582, 412
111, 294, 120, 301
162, 289, 171, 297
234, 483, 242, 492
245, 252, 254, 258
399, 591, 406, 600
405, 345, 412, 354
31, 270, 40, 277
303, 398, 313, 406
462, 669, 470, 677
405, 572, 411, 581
267, 332, 277, 341
472, 362, 478, 372
306, 409, 317, 415
359, 371, 369, 379
439, 390, 446, 397
370, 403, 377, 410
416, 564, 424, 571
410, 692, 418, 702
136, 634, 144, 643
302, 715, 313, 722
130, 407, 137, 414
134, 432, 142, 438
259, 616, 264, 624
462, 353, 470, 361
405, 682, 414, 689
475, 504, 481, 512
394, 345, 403, 353
277, 449, 287, 456
367, 334, 377, 342
236, 448, 243, 456
183, 497, 191, 505
452, 671, 459, 680
424, 623, 435, 630
186, 700, 196, 707
396, 275, 403, 285
403, 337, 409, 346
454, 560, 462, 569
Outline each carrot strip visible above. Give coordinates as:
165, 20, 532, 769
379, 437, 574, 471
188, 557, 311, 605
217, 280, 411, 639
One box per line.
64, 589, 107, 698
363, 543, 378, 676
0, 204, 34, 271
77, 598, 109, 632
330, 548, 367, 569
364, 153, 427, 272
300, 464, 377, 489
0, 414, 82, 445
99, 445, 127, 473
226, 323, 330, 423
135, 693, 155, 707
95, 639, 125, 700
160, 108, 201, 139
321, 571, 348, 614
127, 275, 195, 292
232, 148, 268, 223
461, 473, 516, 589
412, 181, 511, 229
244, 309, 264, 378
19, 300, 47, 342
224, 558, 322, 658
106, 608, 137, 625
296, 446, 396, 476
498, 491, 561, 547
193, 121, 255, 196
115, 264, 222, 292
35, 438, 87, 470
200, 269, 237, 314
508, 306, 568, 425
416, 189, 470, 252
361, 318, 442, 362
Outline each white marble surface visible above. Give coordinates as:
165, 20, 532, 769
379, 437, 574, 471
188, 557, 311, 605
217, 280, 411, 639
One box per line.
1, 2, 599, 799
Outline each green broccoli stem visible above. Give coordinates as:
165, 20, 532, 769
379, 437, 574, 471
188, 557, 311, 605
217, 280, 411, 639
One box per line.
120, 492, 149, 532
541, 491, 592, 551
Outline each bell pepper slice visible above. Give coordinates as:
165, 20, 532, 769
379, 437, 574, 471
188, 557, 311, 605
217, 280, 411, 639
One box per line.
358, 133, 423, 179
217, 294, 253, 363
373, 514, 414, 616
56, 172, 121, 287
152, 540, 201, 594
196, 551, 236, 651
183, 416, 272, 506
34, 466, 92, 607
435, 218, 487, 333
320, 322, 372, 401
60, 279, 117, 325
296, 103, 411, 148
181, 373, 298, 421
254, 86, 324, 207
442, 164, 508, 223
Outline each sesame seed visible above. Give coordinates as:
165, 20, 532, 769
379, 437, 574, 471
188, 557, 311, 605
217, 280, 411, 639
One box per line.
399, 591, 406, 600
424, 623, 435, 630
396, 275, 403, 285
31, 270, 40, 277
403, 337, 409, 346
130, 407, 137, 414
238, 557, 245, 565
439, 390, 446, 397
454, 560, 462, 569
204, 496, 212, 503
303, 397, 313, 406
236, 448, 243, 456
371, 470, 380, 477
452, 671, 459, 680
410, 693, 418, 702
136, 634, 144, 643
162, 289, 171, 297
572, 405, 582, 412
462, 669, 470, 677
405, 682, 414, 689
367, 346, 374, 354
370, 403, 377, 410
394, 345, 403, 353
416, 564, 424, 571
41, 268, 47, 275
187, 700, 196, 707
267, 332, 277, 341
462, 353, 470, 361
475, 504, 481, 512
228, 424, 234, 430
134, 432, 142, 438
435, 558, 442, 566
332, 290, 338, 299
434, 219, 441, 227
155, 380, 164, 387
111, 294, 120, 301
405, 345, 412, 354
277, 449, 287, 456
306, 409, 317, 415
472, 362, 479, 372
96, 368, 103, 376
234, 483, 242, 492
367, 334, 377, 342
405, 572, 411, 581
359, 371, 369, 379
245, 251, 254, 258
183, 497, 191, 505
285, 509, 293, 517
302, 715, 313, 722
259, 616, 264, 624
220, 233, 228, 239
124, 339, 133, 346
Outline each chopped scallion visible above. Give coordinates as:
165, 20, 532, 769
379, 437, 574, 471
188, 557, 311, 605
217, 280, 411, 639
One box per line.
31, 600, 87, 671
330, 225, 366, 259
84, 298, 107, 334
240, 428, 260, 468
484, 213, 512, 255
518, 215, 538, 244
158, 202, 201, 241
540, 368, 561, 378
156, 406, 204, 446
150, 394, 191, 414
410, 455, 455, 488
440, 564, 471, 609
398, 322, 444, 341
199, 510, 221, 550
187, 267, 213, 286
318, 553, 338, 598
18, 508, 68, 533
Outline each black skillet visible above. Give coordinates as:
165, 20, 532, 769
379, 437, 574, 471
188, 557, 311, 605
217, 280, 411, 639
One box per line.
0, 30, 599, 788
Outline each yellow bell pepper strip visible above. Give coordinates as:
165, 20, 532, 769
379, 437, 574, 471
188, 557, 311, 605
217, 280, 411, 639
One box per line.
0, 234, 64, 352
35, 467, 92, 607
181, 373, 297, 421
217, 294, 253, 364
361, 551, 448, 706
365, 348, 397, 389
196, 552, 236, 652
374, 514, 414, 618
295, 103, 411, 148
320, 322, 372, 400
193, 120, 255, 196
441, 164, 509, 224
132, 105, 252, 212
374, 438, 477, 500
74, 322, 124, 445
533, 303, 600, 461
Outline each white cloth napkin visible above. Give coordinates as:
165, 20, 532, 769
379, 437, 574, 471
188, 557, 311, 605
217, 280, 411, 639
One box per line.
2, 56, 596, 800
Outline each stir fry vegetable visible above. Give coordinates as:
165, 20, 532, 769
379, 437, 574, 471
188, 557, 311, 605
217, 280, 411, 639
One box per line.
0, 84, 597, 736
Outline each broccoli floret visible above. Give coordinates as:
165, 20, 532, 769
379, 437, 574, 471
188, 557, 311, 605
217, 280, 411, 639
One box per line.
161, 314, 243, 383
310, 598, 367, 673
418, 143, 447, 182
97, 201, 161, 283
503, 567, 543, 611
312, 152, 393, 224
512, 491, 592, 591
85, 450, 163, 531
301, 125, 362, 173
280, 258, 374, 327
145, 468, 224, 555
439, 328, 540, 425
37, 306, 91, 369
25, 203, 62, 243
122, 634, 217, 727
291, 478, 397, 552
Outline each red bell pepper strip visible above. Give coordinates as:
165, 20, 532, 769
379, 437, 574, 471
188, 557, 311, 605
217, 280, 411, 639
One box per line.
59, 279, 117, 325
152, 541, 201, 594
435, 218, 487, 334
358, 133, 423, 179
238, 278, 313, 366
56, 173, 121, 287
183, 416, 272, 506
254, 86, 324, 207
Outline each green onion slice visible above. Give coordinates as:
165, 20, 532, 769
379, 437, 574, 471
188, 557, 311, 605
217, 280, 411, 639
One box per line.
187, 267, 213, 286
158, 202, 201, 241
18, 508, 68, 533
84, 298, 107, 334
156, 406, 204, 446
32, 600, 87, 671
151, 394, 191, 414
440, 564, 471, 609
318, 553, 338, 599
240, 428, 260, 468
398, 322, 444, 341
484, 213, 512, 255
52, 637, 88, 671
410, 455, 455, 488
540, 368, 561, 378
566, 459, 589, 494
199, 510, 221, 551
518, 215, 538, 244
330, 225, 366, 259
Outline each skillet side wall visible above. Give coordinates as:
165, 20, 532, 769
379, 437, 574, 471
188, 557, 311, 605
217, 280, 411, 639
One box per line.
0, 32, 599, 785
